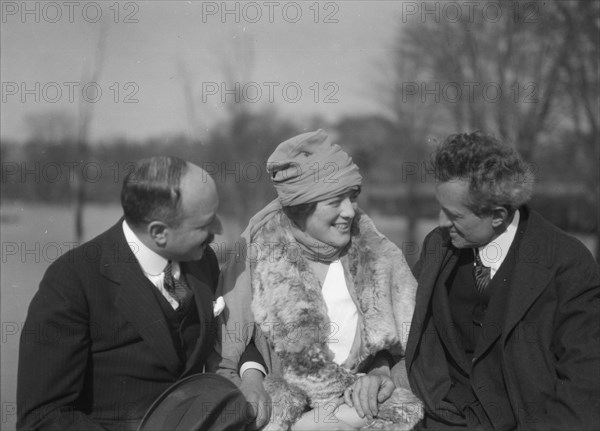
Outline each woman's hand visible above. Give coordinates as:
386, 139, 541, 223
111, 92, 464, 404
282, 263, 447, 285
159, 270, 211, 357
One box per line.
343, 371, 395, 420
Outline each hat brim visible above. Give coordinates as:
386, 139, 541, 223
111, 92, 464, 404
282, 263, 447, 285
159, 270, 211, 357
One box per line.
137, 373, 249, 431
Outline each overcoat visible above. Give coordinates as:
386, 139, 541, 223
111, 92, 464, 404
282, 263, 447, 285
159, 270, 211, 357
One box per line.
405, 207, 600, 430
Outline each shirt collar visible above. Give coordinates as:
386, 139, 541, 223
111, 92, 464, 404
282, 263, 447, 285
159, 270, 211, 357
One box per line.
122, 220, 168, 276
478, 210, 520, 275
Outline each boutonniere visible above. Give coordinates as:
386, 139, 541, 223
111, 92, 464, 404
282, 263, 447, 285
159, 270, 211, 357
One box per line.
213, 296, 225, 317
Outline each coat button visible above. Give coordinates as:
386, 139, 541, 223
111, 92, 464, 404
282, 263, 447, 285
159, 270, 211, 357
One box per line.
472, 356, 478, 363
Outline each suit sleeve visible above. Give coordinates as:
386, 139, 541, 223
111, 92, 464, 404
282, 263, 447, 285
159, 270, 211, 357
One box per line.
17, 255, 106, 431
239, 340, 267, 371
535, 244, 600, 430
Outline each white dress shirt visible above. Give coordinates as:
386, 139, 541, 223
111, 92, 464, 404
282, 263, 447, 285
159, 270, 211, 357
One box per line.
122, 220, 181, 310
322, 259, 359, 366
478, 210, 520, 279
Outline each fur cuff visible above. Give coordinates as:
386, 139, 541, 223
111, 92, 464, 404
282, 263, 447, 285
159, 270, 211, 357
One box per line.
263, 375, 307, 431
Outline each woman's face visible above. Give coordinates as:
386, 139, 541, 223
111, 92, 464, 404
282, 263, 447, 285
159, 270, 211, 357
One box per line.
304, 189, 359, 249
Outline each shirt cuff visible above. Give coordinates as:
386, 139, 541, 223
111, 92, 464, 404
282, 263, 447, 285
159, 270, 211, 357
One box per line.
240, 361, 267, 378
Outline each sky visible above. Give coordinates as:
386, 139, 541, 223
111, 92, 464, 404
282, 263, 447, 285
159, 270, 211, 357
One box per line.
1, 0, 405, 143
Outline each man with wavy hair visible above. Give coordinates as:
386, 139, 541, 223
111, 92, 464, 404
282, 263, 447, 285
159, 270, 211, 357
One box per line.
403, 132, 600, 430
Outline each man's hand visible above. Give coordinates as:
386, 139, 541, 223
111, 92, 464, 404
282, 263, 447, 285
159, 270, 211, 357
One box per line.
343, 372, 395, 421
239, 368, 271, 430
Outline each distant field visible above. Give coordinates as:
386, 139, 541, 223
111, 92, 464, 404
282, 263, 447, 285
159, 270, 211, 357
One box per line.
0, 202, 595, 430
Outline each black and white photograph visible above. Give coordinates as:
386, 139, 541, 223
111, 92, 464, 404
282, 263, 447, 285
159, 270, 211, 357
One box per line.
1, 1, 599, 430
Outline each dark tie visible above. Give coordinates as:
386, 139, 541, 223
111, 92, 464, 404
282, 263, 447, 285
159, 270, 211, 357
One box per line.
163, 261, 192, 309
473, 250, 491, 294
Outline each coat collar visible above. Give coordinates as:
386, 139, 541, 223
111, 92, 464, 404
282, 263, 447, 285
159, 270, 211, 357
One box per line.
430, 252, 470, 373
405, 228, 455, 368
501, 208, 554, 339
180, 260, 218, 376
97, 221, 214, 377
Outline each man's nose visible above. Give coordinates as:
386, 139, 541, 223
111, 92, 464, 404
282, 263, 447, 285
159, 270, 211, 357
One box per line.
438, 210, 451, 228
210, 216, 223, 235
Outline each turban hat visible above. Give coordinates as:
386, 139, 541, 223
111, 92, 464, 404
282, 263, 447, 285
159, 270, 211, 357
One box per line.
266, 129, 362, 206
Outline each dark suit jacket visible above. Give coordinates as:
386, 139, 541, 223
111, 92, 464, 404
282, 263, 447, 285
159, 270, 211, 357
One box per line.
406, 208, 600, 430
17, 221, 222, 431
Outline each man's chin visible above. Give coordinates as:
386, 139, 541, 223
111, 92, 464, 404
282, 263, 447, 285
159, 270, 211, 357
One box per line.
449, 235, 465, 249
193, 247, 206, 261
179, 249, 206, 262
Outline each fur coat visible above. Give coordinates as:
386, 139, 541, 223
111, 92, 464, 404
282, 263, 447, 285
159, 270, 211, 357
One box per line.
214, 210, 423, 430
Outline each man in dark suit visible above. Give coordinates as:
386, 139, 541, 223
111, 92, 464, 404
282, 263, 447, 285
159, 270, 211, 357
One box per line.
17, 156, 268, 430
403, 132, 600, 430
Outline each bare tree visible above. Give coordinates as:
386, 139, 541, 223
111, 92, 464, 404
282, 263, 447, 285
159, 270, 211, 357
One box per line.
73, 20, 108, 242
382, 0, 598, 259
554, 1, 600, 259
181, 32, 300, 230
177, 57, 204, 143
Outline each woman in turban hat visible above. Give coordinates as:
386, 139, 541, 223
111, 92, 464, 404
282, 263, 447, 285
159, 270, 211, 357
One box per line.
211, 130, 422, 430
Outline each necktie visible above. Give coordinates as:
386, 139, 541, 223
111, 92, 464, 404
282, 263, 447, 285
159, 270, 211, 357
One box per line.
163, 261, 192, 309
473, 250, 491, 294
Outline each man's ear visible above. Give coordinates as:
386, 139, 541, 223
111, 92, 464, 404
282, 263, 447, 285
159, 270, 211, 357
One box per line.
491, 206, 509, 228
148, 221, 169, 247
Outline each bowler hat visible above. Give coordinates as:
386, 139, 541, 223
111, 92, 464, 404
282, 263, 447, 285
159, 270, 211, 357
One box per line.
137, 373, 250, 431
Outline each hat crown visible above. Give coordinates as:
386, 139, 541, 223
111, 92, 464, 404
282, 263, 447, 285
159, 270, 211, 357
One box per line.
266, 129, 362, 207
267, 129, 330, 177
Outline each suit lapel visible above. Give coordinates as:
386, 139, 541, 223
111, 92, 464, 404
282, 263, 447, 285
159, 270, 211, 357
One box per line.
180, 261, 216, 375
431, 251, 471, 373
406, 234, 456, 368
99, 223, 181, 376
501, 209, 553, 343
